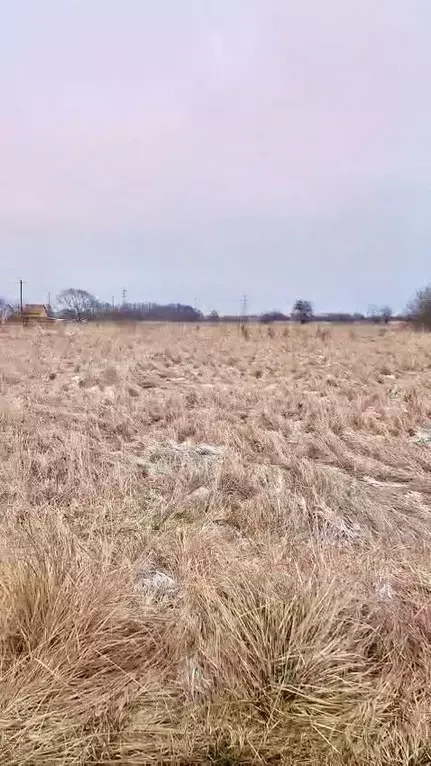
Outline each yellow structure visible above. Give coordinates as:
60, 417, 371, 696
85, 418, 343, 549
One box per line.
9, 304, 56, 325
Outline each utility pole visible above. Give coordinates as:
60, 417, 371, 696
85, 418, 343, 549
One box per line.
47, 292, 51, 308
19, 279, 24, 314
112, 296, 115, 309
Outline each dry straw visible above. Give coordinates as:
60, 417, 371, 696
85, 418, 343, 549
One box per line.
0, 321, 429, 764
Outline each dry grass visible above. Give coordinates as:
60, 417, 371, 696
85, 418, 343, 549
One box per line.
0, 321, 431, 764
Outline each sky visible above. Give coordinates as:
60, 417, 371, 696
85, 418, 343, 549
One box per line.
1, 0, 430, 314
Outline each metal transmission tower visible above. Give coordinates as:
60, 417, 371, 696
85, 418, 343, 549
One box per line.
240, 294, 249, 322
122, 288, 127, 306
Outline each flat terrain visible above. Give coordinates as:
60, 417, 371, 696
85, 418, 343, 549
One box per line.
0, 322, 430, 764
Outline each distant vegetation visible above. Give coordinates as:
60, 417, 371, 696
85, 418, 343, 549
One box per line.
406, 285, 431, 330
51, 290, 397, 325
3, 284, 431, 327
55, 288, 204, 323
260, 311, 289, 324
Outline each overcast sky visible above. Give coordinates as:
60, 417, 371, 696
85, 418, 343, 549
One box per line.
1, 1, 430, 313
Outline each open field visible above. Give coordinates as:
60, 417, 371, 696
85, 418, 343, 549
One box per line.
0, 321, 431, 764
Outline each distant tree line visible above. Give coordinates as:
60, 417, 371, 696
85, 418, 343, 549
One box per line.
259, 302, 395, 325
56, 289, 204, 322
3, 285, 431, 329
53, 291, 400, 325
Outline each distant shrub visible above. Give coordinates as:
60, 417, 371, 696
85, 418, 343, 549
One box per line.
260, 311, 288, 324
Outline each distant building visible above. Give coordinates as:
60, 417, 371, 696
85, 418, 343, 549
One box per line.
8, 304, 56, 325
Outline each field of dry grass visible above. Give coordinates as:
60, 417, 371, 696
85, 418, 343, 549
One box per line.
0, 321, 430, 764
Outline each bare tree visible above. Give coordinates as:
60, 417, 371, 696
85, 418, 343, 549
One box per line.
292, 299, 313, 324
57, 289, 99, 321
367, 305, 380, 323
380, 306, 392, 324
406, 286, 431, 330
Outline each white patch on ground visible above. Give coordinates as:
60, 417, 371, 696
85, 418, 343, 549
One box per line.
412, 429, 431, 446
137, 569, 178, 595
132, 441, 225, 477
151, 441, 224, 458
188, 486, 211, 502
362, 476, 405, 489
183, 442, 224, 457
203, 518, 246, 542
147, 441, 224, 466
388, 385, 406, 402
286, 419, 303, 444
375, 581, 394, 600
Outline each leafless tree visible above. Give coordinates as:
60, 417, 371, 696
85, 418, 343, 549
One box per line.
380, 306, 392, 324
57, 289, 99, 321
406, 286, 431, 330
292, 299, 313, 324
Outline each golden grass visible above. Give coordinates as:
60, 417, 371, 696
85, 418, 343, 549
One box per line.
0, 321, 430, 764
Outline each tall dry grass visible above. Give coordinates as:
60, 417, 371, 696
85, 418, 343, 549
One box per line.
0, 321, 430, 763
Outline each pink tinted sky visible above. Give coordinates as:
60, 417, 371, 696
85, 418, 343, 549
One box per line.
0, 0, 430, 312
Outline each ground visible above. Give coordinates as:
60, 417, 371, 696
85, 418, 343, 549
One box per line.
0, 321, 430, 764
